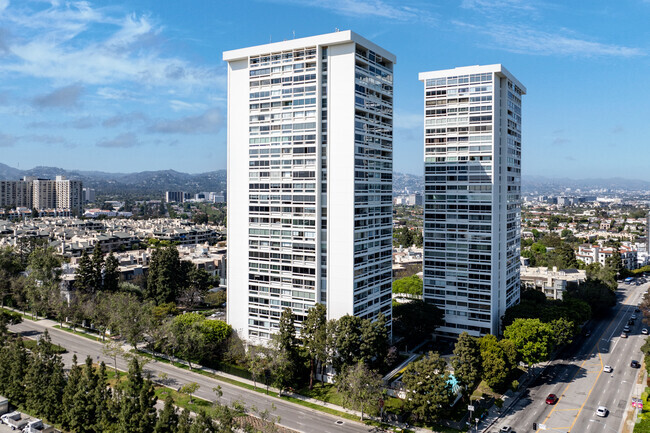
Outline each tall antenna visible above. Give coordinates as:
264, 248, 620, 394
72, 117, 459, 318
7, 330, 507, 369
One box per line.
292, 30, 295, 39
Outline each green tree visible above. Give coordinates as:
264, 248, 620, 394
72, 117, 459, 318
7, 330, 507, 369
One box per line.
179, 266, 211, 308
392, 300, 444, 345
336, 362, 383, 421
478, 335, 510, 390
392, 275, 423, 296
552, 317, 575, 347
179, 382, 200, 404
270, 308, 299, 393
91, 243, 105, 293
176, 408, 193, 433
154, 395, 179, 433
75, 253, 94, 293
360, 313, 388, 369
451, 332, 482, 396
23, 330, 65, 424
104, 253, 120, 293
146, 245, 188, 304
301, 303, 327, 389
401, 351, 454, 423
327, 315, 363, 374
170, 313, 206, 370
504, 318, 555, 366
61, 355, 82, 431
109, 292, 153, 350
116, 357, 157, 433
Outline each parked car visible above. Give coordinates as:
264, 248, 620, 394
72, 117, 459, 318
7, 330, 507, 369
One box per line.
545, 394, 559, 405
631, 360, 641, 368
596, 406, 608, 417
632, 315, 637, 320
621, 332, 628, 338
624, 325, 630, 333
603, 365, 613, 373
642, 328, 648, 335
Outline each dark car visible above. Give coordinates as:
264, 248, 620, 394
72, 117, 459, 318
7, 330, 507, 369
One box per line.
545, 394, 559, 405
631, 360, 641, 368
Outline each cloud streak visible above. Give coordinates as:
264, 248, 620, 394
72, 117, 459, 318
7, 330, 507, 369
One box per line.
455, 22, 643, 57
148, 108, 224, 134
269, 0, 435, 22
32, 84, 84, 108
96, 132, 140, 148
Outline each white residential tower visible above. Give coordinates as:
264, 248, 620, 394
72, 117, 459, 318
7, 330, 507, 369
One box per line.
224, 31, 395, 343
419, 65, 525, 337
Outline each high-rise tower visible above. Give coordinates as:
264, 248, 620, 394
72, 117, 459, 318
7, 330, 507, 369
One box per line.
224, 31, 395, 343
419, 65, 525, 337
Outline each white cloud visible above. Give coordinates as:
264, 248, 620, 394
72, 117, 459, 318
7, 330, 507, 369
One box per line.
456, 22, 644, 57
0, 2, 224, 91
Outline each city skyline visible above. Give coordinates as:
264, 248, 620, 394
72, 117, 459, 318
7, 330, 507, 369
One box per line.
0, 0, 648, 180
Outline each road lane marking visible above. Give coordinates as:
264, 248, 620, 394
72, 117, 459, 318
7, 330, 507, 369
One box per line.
535, 286, 639, 433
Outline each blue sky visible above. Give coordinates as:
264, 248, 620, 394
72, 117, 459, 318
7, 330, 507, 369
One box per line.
0, 0, 648, 180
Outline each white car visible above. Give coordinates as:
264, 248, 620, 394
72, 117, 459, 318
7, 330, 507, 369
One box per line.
643, 328, 648, 335
500, 427, 512, 433
632, 315, 637, 320
596, 406, 608, 417
603, 365, 613, 373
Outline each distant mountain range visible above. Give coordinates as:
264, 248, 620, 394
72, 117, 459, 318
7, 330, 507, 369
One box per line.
0, 163, 226, 196
1, 163, 647, 197
523, 175, 650, 192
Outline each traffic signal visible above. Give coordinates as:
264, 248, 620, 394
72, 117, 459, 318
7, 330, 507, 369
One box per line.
533, 422, 537, 430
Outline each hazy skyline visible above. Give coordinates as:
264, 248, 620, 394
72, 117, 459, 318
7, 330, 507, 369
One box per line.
0, 0, 648, 179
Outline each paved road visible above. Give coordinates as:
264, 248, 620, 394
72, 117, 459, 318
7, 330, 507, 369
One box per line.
9, 320, 373, 433
492, 278, 649, 433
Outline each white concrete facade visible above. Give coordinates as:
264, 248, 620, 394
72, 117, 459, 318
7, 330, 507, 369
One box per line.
419, 65, 525, 337
224, 31, 395, 343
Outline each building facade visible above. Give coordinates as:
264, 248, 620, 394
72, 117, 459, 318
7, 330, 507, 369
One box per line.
419, 65, 525, 337
224, 31, 395, 342
0, 176, 82, 215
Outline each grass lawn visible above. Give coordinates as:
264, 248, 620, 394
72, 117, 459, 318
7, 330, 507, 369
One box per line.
135, 349, 370, 424
155, 387, 213, 414
297, 382, 345, 407
1, 306, 37, 321
22, 337, 67, 354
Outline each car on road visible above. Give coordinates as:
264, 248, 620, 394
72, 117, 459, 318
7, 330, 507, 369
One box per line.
499, 427, 512, 433
545, 394, 559, 405
635, 308, 641, 313
643, 328, 648, 335
621, 332, 628, 338
596, 406, 608, 417
624, 325, 630, 333
628, 319, 635, 326
632, 314, 637, 320
603, 365, 613, 373
631, 360, 641, 368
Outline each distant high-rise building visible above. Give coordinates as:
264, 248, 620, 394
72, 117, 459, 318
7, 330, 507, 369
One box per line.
224, 31, 395, 342
419, 65, 525, 337
83, 187, 96, 203
165, 191, 187, 203
0, 176, 82, 214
